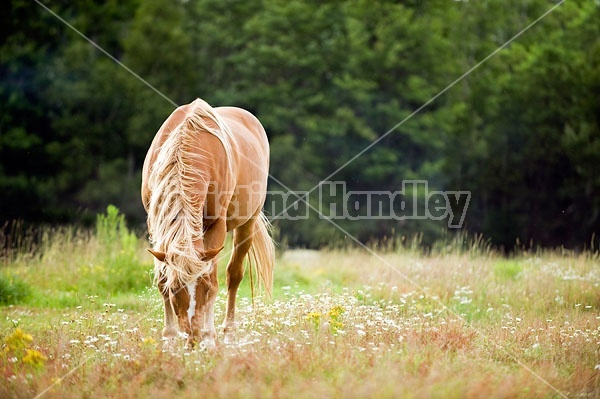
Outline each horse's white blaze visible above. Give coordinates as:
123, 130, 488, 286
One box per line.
186, 281, 196, 326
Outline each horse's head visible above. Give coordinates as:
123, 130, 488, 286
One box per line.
167, 280, 192, 331
150, 246, 222, 347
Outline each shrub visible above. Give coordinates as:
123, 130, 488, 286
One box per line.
93, 205, 151, 293
96, 204, 138, 255
0, 274, 31, 305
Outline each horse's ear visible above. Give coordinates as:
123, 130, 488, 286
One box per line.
200, 246, 224, 261
147, 248, 167, 262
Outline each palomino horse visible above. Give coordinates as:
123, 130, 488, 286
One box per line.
141, 98, 275, 349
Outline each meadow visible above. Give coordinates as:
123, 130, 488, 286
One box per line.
1, 208, 599, 398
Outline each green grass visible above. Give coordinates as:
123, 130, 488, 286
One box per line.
494, 259, 523, 281
1, 206, 152, 309
1, 211, 599, 398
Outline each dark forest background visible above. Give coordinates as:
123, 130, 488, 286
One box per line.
1, 0, 599, 249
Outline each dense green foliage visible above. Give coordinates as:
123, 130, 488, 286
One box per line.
1, 0, 598, 249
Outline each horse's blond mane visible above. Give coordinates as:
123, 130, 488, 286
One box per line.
147, 99, 235, 290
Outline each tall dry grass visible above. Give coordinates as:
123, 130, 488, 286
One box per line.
0, 218, 599, 398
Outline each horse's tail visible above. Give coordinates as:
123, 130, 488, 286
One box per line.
248, 211, 275, 297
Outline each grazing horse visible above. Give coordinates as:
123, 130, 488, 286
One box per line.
141, 98, 275, 349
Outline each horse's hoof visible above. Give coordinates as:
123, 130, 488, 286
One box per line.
201, 337, 217, 351
223, 331, 236, 345
199, 329, 217, 351
161, 337, 177, 352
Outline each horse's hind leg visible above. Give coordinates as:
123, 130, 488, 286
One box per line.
222, 220, 254, 343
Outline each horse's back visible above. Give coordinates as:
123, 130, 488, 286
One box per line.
216, 107, 269, 161
142, 102, 269, 227
214, 106, 269, 227
215, 106, 269, 183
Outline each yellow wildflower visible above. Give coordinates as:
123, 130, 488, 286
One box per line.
305, 312, 322, 330
328, 305, 345, 319
4, 328, 33, 352
328, 306, 345, 333
22, 348, 47, 369
140, 337, 157, 347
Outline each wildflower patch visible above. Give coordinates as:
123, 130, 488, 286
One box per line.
2, 328, 48, 377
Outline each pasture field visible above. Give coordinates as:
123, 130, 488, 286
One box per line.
1, 212, 599, 398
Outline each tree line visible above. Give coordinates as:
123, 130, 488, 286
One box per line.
1, 0, 598, 249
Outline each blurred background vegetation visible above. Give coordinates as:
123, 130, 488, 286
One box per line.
1, 0, 598, 250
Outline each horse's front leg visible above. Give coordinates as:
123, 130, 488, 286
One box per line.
161, 294, 179, 351
200, 262, 219, 349
157, 271, 178, 351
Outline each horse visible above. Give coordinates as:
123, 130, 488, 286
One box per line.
141, 98, 275, 349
